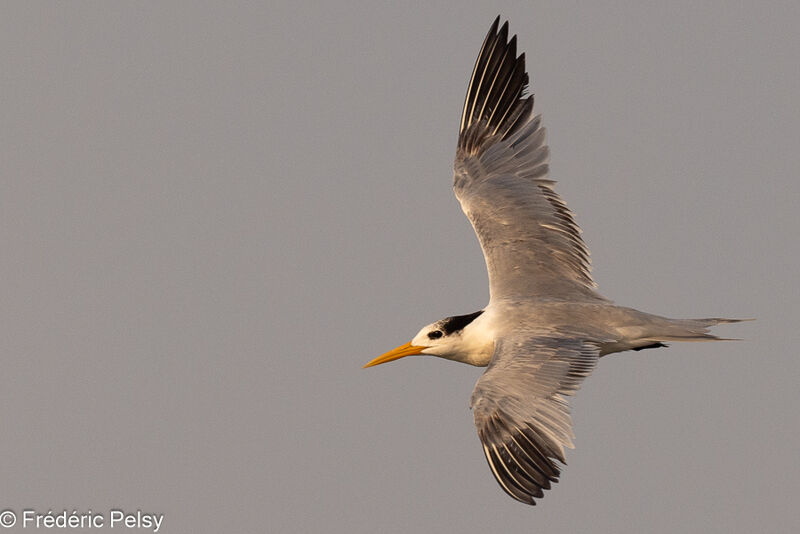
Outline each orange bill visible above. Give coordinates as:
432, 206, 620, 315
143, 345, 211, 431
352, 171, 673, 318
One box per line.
363, 341, 426, 368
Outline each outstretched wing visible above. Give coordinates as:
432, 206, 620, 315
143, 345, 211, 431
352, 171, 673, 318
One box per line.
454, 18, 604, 302
470, 335, 599, 505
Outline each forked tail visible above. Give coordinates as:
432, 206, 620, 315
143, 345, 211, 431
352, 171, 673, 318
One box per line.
604, 310, 753, 355
653, 317, 752, 342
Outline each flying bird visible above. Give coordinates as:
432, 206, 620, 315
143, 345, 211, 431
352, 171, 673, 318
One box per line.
363, 16, 745, 505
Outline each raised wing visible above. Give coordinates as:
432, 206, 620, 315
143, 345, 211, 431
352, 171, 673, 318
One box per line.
455, 18, 603, 302
470, 335, 599, 505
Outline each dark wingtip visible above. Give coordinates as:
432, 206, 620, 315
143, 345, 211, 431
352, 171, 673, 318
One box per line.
458, 17, 534, 155
499, 20, 509, 39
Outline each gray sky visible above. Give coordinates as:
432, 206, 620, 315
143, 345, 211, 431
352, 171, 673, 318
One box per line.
2, 1, 799, 533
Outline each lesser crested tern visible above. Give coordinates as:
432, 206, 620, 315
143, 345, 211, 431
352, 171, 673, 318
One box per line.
363, 16, 745, 506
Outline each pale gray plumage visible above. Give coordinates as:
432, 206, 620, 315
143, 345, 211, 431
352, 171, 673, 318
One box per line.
365, 16, 746, 507
471, 336, 599, 503
455, 18, 601, 303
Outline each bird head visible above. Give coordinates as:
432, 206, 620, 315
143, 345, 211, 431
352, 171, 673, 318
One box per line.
363, 310, 486, 368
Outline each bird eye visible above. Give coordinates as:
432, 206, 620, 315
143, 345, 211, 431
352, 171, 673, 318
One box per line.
428, 330, 443, 339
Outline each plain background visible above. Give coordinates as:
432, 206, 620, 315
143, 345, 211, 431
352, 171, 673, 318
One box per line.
2, 1, 798, 533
